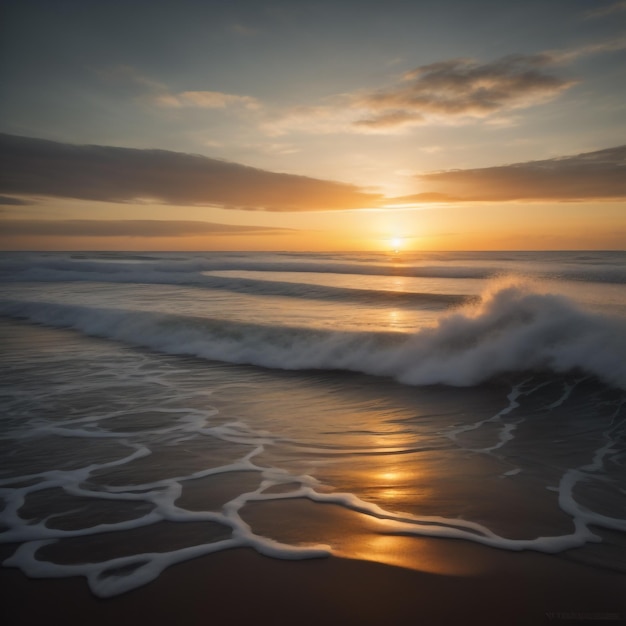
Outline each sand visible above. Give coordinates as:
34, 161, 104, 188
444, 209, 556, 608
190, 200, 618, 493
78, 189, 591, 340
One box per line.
2, 543, 625, 626
1, 320, 625, 625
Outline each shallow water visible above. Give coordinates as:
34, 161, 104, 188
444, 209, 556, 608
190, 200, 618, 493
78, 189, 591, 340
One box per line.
0, 251, 625, 597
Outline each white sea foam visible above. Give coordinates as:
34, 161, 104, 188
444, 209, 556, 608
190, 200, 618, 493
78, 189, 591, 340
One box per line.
1, 338, 624, 597
3, 418, 621, 597
447, 378, 527, 452
1, 253, 625, 596
2, 415, 621, 597
2, 279, 625, 389
0, 423, 333, 597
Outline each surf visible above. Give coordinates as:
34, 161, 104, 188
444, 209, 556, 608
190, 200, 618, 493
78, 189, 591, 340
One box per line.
2, 277, 625, 390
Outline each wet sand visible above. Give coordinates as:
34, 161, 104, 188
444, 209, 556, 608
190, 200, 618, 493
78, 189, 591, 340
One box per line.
3, 544, 625, 626
1, 321, 625, 624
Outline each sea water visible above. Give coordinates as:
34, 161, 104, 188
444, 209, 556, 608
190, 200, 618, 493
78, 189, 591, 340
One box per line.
0, 251, 624, 597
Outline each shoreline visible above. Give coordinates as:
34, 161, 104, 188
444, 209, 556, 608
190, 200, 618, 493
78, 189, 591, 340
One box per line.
1, 309, 625, 626
3, 546, 625, 626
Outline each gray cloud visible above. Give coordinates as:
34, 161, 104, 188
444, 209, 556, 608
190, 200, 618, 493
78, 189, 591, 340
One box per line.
0, 219, 292, 238
268, 48, 594, 135
402, 146, 626, 203
584, 0, 626, 19
354, 54, 575, 129
154, 90, 261, 110
0, 134, 381, 211
264, 38, 625, 135
0, 195, 32, 206
102, 66, 261, 111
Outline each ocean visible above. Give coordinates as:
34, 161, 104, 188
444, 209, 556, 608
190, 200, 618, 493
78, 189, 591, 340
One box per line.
0, 250, 625, 598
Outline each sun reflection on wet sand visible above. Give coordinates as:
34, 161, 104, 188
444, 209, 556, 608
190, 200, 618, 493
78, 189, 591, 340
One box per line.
240, 496, 486, 576
350, 531, 485, 576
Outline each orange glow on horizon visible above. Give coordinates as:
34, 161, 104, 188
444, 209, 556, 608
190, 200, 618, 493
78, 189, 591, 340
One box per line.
1, 197, 624, 252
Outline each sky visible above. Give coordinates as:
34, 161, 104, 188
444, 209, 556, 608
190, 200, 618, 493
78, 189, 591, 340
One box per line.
0, 0, 624, 251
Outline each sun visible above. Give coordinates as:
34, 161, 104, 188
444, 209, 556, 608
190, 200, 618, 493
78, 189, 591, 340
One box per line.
390, 237, 403, 252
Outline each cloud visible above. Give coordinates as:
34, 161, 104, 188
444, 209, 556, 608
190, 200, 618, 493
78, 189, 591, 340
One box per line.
353, 54, 575, 130
230, 22, 259, 36
391, 192, 462, 204
101, 66, 261, 112
267, 40, 623, 135
583, 0, 626, 19
0, 134, 381, 211
400, 146, 626, 203
267, 53, 574, 134
0, 195, 32, 206
544, 38, 626, 64
0, 219, 292, 238
154, 90, 260, 110
262, 104, 362, 136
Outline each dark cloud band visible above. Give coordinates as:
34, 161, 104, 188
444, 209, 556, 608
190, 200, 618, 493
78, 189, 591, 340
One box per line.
400, 146, 626, 203
0, 219, 293, 238
0, 195, 32, 206
0, 134, 381, 211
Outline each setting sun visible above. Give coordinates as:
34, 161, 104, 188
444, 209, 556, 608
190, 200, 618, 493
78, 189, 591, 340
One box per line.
390, 237, 404, 251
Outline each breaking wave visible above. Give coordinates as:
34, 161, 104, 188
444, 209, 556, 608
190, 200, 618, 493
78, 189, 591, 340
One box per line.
2, 280, 625, 390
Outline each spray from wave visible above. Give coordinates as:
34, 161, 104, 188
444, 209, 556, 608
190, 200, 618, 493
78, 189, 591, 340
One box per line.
382, 277, 626, 388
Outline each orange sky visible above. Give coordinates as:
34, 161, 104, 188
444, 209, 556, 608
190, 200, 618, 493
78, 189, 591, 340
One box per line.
1, 0, 625, 251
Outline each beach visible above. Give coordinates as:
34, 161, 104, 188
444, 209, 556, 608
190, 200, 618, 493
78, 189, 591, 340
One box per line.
1, 251, 625, 624
2, 0, 626, 620
3, 546, 625, 625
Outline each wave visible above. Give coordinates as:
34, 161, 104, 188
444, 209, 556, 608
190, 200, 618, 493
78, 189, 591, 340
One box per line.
2, 252, 625, 285
2, 280, 625, 390
194, 275, 466, 306
0, 263, 468, 307
0, 254, 493, 280
0, 253, 472, 306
